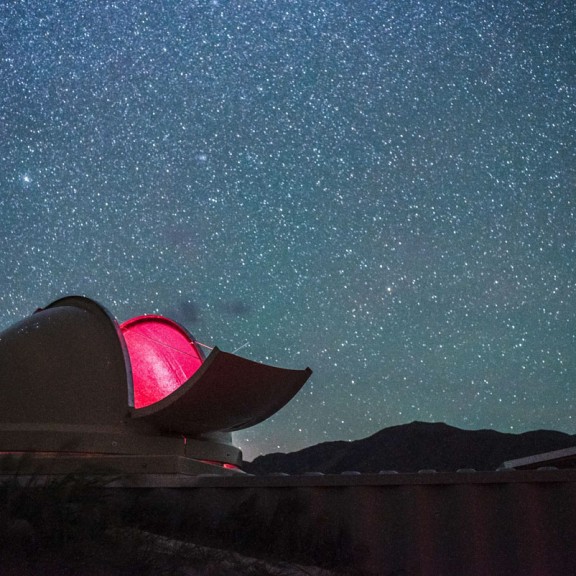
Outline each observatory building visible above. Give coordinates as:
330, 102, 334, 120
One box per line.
0, 296, 311, 478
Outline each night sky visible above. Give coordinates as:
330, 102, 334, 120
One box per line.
1, 1, 574, 460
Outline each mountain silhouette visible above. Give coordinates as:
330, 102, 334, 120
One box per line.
244, 421, 576, 474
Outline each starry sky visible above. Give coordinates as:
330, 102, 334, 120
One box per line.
1, 0, 575, 460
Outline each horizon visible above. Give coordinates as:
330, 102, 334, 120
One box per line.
242, 419, 576, 462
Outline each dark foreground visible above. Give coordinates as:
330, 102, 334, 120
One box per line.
2, 468, 576, 575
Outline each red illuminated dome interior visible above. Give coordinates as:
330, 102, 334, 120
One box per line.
120, 315, 204, 409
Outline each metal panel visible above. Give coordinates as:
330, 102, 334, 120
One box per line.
0, 296, 130, 428
131, 347, 312, 434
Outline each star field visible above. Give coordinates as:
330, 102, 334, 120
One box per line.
1, 1, 575, 460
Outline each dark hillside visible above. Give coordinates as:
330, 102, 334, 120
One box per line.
244, 421, 576, 474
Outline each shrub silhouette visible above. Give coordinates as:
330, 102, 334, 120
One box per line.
0, 457, 362, 574
0, 458, 183, 574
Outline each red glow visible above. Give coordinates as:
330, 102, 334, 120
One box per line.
120, 315, 204, 408
199, 459, 241, 470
